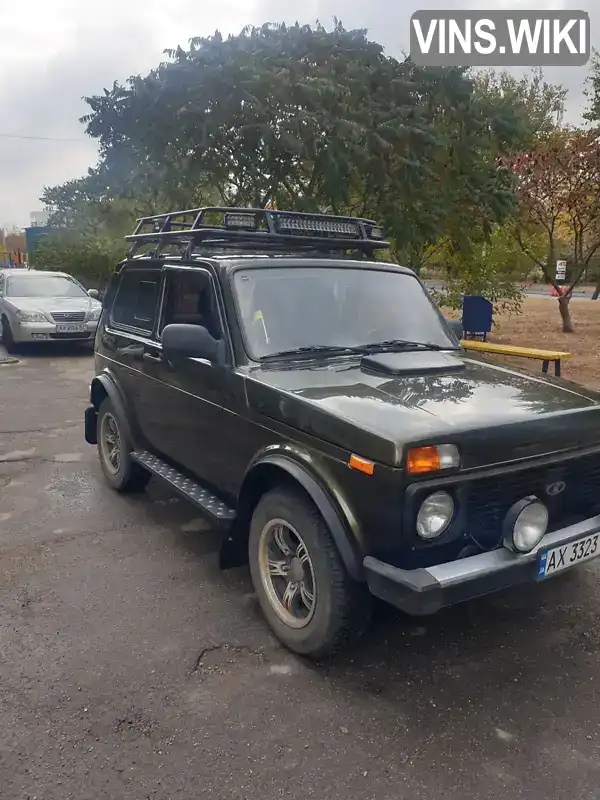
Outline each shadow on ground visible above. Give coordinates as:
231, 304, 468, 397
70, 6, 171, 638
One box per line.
139, 475, 600, 779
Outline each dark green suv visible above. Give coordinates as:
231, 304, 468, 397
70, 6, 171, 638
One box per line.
84, 207, 600, 658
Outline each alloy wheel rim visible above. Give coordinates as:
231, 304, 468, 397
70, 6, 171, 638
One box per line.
100, 412, 121, 475
257, 518, 317, 629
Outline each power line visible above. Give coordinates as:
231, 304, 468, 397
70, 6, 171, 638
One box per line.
0, 132, 88, 142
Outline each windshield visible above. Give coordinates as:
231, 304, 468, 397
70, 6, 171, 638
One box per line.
232, 266, 457, 359
6, 274, 87, 298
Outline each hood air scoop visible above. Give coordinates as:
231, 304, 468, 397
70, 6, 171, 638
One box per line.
360, 350, 466, 377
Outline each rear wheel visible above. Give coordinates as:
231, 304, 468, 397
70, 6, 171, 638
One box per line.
1, 316, 15, 353
249, 488, 371, 659
97, 398, 150, 492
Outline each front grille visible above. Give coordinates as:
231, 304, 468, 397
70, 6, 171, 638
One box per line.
466, 452, 600, 548
50, 311, 85, 322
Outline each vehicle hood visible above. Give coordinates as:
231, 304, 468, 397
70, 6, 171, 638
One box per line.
244, 352, 600, 469
6, 296, 101, 315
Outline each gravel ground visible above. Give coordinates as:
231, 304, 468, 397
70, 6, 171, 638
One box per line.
491, 298, 600, 390
1, 346, 600, 800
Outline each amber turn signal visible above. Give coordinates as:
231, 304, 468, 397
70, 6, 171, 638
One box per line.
406, 444, 460, 475
348, 454, 375, 475
406, 446, 440, 474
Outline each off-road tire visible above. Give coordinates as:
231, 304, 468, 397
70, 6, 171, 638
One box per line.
96, 397, 151, 492
249, 487, 372, 660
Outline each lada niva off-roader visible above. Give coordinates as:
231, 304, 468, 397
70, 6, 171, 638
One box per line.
85, 207, 600, 658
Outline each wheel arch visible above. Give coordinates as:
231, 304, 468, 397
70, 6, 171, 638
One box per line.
89, 372, 139, 448
1, 312, 15, 340
220, 455, 365, 581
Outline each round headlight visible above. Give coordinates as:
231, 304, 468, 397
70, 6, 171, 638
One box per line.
416, 491, 454, 539
512, 500, 548, 553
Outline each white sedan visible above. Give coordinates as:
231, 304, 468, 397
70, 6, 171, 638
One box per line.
0, 269, 102, 351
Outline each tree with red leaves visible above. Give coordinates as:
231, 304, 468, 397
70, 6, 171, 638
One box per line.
504, 129, 600, 332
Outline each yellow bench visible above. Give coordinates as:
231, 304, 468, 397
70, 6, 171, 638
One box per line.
460, 339, 572, 377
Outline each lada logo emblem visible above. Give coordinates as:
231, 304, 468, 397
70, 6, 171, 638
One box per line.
545, 480, 566, 497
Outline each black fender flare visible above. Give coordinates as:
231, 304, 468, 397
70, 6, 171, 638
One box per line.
90, 372, 138, 448
226, 454, 365, 582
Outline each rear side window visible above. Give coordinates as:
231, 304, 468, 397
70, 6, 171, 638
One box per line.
110, 269, 160, 333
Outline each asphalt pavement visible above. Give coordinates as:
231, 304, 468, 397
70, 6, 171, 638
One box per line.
1, 346, 600, 800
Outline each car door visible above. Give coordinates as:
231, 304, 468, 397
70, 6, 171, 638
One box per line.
137, 264, 235, 487
98, 262, 163, 430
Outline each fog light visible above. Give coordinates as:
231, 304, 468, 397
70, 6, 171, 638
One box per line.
504, 497, 549, 553
416, 491, 454, 539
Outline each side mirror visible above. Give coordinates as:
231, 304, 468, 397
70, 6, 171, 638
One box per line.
88, 289, 100, 299
446, 318, 463, 341
162, 323, 220, 364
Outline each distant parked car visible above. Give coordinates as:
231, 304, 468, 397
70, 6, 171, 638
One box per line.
0, 269, 102, 351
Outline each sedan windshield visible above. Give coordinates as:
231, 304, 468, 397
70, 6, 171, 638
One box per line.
232, 266, 457, 360
6, 274, 87, 298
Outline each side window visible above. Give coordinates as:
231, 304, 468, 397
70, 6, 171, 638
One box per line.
159, 270, 222, 340
110, 268, 160, 334
0, 274, 4, 295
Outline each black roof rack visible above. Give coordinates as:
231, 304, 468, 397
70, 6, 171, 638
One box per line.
125, 206, 390, 260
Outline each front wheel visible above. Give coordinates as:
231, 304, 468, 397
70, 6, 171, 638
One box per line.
1, 316, 15, 353
97, 398, 151, 492
249, 488, 372, 659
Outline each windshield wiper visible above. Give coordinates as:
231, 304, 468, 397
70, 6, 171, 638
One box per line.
355, 339, 454, 353
261, 344, 365, 361
261, 340, 457, 361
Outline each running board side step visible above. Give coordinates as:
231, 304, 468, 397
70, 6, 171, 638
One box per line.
131, 450, 236, 527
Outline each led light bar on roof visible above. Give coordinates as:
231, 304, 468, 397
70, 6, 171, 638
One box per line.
276, 216, 359, 237
224, 212, 258, 229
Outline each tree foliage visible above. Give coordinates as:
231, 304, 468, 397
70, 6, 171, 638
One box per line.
31, 229, 127, 288
504, 129, 600, 331
40, 22, 567, 296
427, 222, 547, 317
583, 49, 600, 127
34, 189, 137, 286
474, 68, 566, 147
75, 24, 531, 264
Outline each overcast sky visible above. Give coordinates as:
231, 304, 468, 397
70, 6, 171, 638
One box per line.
0, 0, 595, 229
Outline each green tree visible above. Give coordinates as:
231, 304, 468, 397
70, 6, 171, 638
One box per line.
31, 229, 127, 289
474, 68, 566, 147
36, 189, 140, 285
427, 222, 546, 316
78, 23, 525, 270
583, 49, 600, 127
504, 129, 600, 332
42, 24, 567, 300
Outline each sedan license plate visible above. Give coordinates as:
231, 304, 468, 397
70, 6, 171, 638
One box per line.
55, 323, 86, 333
538, 533, 600, 579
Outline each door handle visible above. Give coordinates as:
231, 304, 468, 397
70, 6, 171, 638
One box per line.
143, 351, 163, 363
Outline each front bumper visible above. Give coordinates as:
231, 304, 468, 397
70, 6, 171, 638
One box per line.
364, 514, 600, 615
12, 320, 98, 343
